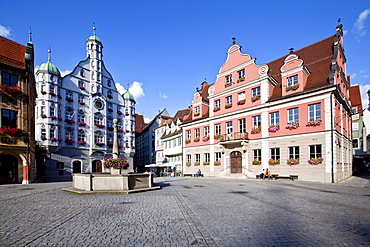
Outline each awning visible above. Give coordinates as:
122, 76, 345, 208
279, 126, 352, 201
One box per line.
145, 164, 176, 168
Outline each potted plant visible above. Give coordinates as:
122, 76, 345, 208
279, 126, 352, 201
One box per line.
40, 114, 47, 118
95, 142, 105, 146
194, 112, 200, 116
194, 138, 200, 142
202, 136, 209, 142
287, 158, 299, 165
78, 122, 86, 126
66, 98, 73, 102
286, 83, 300, 92
50, 137, 57, 141
103, 158, 129, 170
214, 161, 221, 166
251, 95, 260, 102
50, 115, 57, 120
225, 103, 232, 109
203, 162, 210, 165
78, 101, 85, 105
252, 160, 261, 165
65, 139, 74, 144
308, 157, 323, 165
79, 86, 85, 90
237, 100, 246, 105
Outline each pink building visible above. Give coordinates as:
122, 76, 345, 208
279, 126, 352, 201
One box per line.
182, 24, 352, 183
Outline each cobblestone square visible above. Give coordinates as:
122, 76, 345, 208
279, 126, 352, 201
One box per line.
1, 177, 369, 246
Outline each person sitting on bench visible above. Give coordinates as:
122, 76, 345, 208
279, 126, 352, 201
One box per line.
194, 169, 202, 177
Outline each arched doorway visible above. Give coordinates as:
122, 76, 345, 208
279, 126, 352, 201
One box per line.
0, 154, 18, 183
73, 161, 81, 173
230, 151, 242, 173
92, 160, 102, 173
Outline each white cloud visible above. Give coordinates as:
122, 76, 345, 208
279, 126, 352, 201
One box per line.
115, 81, 145, 100
359, 84, 370, 110
343, 30, 348, 36
351, 73, 357, 79
144, 117, 151, 123
0, 24, 11, 38
60, 70, 72, 77
115, 82, 125, 95
159, 92, 168, 99
354, 9, 370, 36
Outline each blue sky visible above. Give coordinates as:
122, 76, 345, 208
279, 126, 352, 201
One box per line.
1, 0, 370, 122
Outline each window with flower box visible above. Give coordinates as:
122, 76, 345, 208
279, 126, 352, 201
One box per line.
41, 126, 46, 140
269, 112, 280, 132
252, 115, 261, 134
78, 80, 85, 90
252, 87, 260, 96
215, 152, 221, 165
194, 106, 200, 116
195, 154, 200, 163
65, 131, 73, 142
309, 145, 322, 159
287, 75, 298, 87
78, 131, 86, 144
187, 154, 191, 164
253, 149, 261, 161
308, 103, 321, 121
270, 148, 280, 161
204, 126, 209, 137
289, 146, 300, 159
238, 69, 245, 82
66, 91, 73, 101
204, 153, 210, 165
107, 90, 113, 99
214, 99, 221, 112
50, 106, 55, 118
225, 74, 232, 87
186, 130, 191, 142
2, 72, 18, 87
225, 96, 232, 108
237, 92, 246, 105
94, 131, 104, 144
238, 118, 246, 133
195, 128, 200, 139
225, 121, 233, 135
94, 114, 104, 125
65, 110, 74, 123
288, 107, 299, 123
215, 124, 221, 136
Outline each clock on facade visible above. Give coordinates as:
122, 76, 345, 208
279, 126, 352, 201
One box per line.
94, 99, 104, 109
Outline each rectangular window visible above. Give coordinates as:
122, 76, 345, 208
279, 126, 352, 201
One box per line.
204, 153, 210, 163
270, 148, 280, 160
252, 115, 261, 129
270, 112, 280, 126
215, 124, 221, 135
238, 118, 246, 133
238, 69, 245, 79
195, 154, 200, 163
195, 106, 200, 114
195, 128, 200, 138
308, 103, 321, 120
187, 154, 191, 163
215, 152, 222, 161
204, 126, 209, 137
186, 130, 191, 140
288, 107, 299, 123
1, 72, 18, 87
288, 146, 300, 159
178, 137, 181, 146
287, 75, 298, 87
253, 149, 261, 161
78, 133, 85, 142
309, 145, 322, 159
252, 87, 260, 96
50, 107, 55, 117
1, 109, 17, 128
238, 92, 246, 101
225, 74, 232, 85
226, 121, 233, 134
66, 131, 73, 140
66, 91, 73, 100
168, 140, 171, 148
352, 139, 359, 149
215, 99, 221, 108
226, 96, 232, 105
173, 139, 176, 147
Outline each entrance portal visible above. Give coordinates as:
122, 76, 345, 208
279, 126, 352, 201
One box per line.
230, 151, 242, 173
0, 154, 18, 183
92, 160, 102, 173
73, 161, 81, 173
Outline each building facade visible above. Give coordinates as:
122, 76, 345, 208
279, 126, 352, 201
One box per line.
35, 29, 135, 180
182, 24, 352, 183
0, 36, 37, 184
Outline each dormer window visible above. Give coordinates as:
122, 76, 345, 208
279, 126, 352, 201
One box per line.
287, 75, 298, 87
78, 80, 85, 90
238, 69, 245, 82
225, 75, 232, 87
194, 106, 200, 116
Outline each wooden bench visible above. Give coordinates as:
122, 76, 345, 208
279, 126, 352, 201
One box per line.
276, 175, 298, 181
183, 174, 204, 177
256, 174, 278, 180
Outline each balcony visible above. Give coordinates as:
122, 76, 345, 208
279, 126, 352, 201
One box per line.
218, 132, 249, 146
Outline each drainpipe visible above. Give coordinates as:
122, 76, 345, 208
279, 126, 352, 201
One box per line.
331, 91, 335, 183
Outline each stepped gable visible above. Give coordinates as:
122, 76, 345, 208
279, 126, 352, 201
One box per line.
268, 36, 334, 101
0, 36, 26, 69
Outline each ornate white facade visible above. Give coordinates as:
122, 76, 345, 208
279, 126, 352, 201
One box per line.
35, 29, 135, 180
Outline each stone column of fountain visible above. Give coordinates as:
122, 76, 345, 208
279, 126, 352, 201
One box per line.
111, 119, 121, 174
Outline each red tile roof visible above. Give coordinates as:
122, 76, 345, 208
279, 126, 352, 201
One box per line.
349, 85, 363, 115
0, 36, 26, 69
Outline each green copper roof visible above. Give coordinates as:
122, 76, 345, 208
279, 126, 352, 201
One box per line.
88, 35, 101, 43
38, 51, 61, 77
122, 89, 135, 102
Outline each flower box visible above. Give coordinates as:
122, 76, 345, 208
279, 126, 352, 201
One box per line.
65, 119, 75, 124
269, 159, 280, 165
125, 130, 130, 133
252, 160, 261, 165
65, 139, 74, 144
237, 100, 245, 105
202, 136, 209, 142
94, 123, 105, 128
0, 127, 23, 136
251, 127, 261, 134
58, 117, 63, 121
95, 142, 105, 146
286, 83, 300, 92
125, 113, 129, 116
194, 162, 200, 166
194, 112, 200, 116
117, 111, 122, 115
214, 161, 221, 166
237, 77, 245, 82
58, 138, 62, 142
286, 122, 299, 130
225, 82, 232, 87
118, 129, 123, 133
185, 139, 191, 144
49, 92, 56, 96
287, 158, 299, 165
41, 91, 47, 95
0, 85, 22, 96
214, 135, 221, 139
203, 162, 210, 166
41, 136, 47, 140
308, 157, 323, 165
66, 98, 73, 102
108, 95, 113, 99
103, 158, 129, 170
306, 119, 322, 127
268, 125, 280, 132
225, 103, 232, 109
78, 122, 86, 126
186, 162, 191, 167
194, 138, 200, 142
213, 107, 220, 112
251, 95, 261, 102
108, 109, 113, 112
78, 101, 85, 105
58, 95, 62, 99
50, 115, 57, 120
107, 143, 113, 147
78, 141, 86, 145
40, 114, 47, 118
107, 127, 114, 131
50, 137, 57, 141
79, 86, 85, 90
